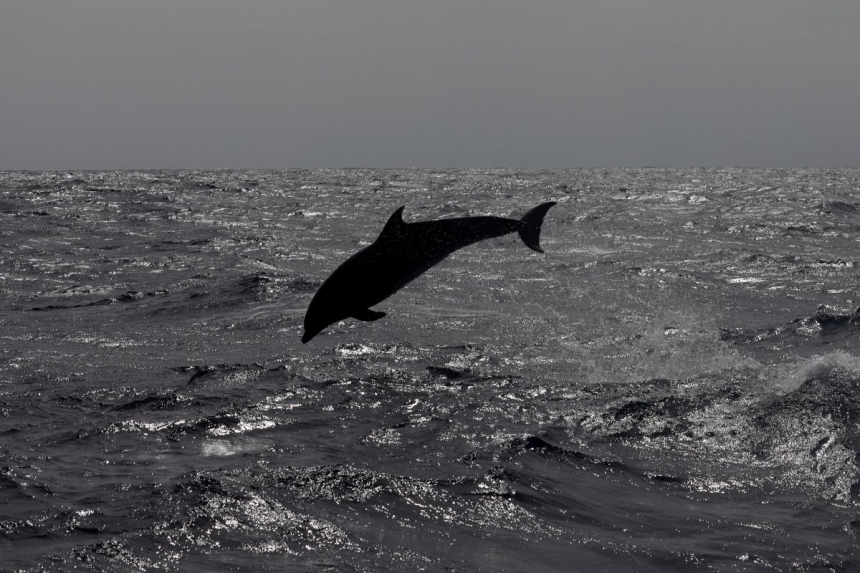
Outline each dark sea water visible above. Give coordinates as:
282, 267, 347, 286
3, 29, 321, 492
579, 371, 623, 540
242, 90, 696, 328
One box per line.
1, 169, 859, 572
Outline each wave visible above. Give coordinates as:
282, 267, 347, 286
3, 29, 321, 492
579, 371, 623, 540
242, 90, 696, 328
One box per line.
565, 357, 860, 501
720, 305, 860, 356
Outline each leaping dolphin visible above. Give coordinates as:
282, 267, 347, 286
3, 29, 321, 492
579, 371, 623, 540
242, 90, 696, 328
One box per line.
301, 201, 556, 343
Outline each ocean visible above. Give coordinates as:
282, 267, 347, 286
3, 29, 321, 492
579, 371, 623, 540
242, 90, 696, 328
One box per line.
1, 168, 858, 571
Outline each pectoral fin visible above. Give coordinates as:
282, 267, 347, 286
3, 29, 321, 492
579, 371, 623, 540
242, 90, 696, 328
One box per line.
352, 308, 386, 322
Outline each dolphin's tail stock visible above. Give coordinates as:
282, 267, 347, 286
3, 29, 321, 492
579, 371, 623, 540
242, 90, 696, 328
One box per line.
517, 202, 557, 253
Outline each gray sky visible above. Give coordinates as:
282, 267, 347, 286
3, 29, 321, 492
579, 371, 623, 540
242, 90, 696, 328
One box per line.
2, 1, 858, 169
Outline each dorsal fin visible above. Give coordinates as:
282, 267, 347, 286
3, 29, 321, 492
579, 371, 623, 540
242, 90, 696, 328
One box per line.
377, 206, 406, 241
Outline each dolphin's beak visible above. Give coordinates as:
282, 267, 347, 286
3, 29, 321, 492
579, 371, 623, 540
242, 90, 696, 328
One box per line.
302, 325, 323, 343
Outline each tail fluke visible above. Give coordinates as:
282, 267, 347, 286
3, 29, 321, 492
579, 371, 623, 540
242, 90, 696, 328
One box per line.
518, 201, 557, 253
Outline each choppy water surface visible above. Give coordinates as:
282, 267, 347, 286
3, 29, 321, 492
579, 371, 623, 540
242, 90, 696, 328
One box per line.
1, 169, 859, 571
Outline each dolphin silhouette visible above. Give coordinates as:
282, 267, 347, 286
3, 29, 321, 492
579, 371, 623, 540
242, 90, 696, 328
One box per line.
301, 202, 556, 343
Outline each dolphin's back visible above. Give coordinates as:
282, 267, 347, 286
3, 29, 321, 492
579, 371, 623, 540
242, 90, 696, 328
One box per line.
339, 215, 520, 309
405, 216, 521, 260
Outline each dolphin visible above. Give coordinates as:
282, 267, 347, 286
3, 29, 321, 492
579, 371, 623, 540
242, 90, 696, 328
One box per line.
301, 201, 556, 343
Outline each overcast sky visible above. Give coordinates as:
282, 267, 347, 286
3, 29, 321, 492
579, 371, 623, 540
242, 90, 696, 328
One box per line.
1, 1, 858, 169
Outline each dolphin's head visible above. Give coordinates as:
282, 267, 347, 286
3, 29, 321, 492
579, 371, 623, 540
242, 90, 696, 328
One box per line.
302, 242, 376, 343
301, 325, 322, 344
301, 317, 330, 344
301, 292, 348, 344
